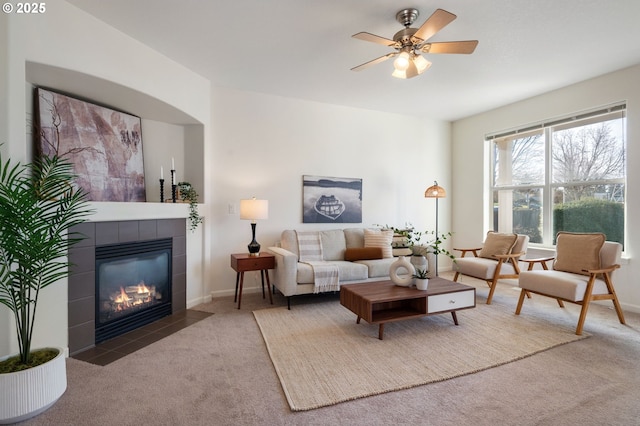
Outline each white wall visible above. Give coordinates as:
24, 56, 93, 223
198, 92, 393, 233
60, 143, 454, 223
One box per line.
0, 1, 211, 357
209, 87, 453, 297
452, 64, 640, 312
1, 1, 453, 358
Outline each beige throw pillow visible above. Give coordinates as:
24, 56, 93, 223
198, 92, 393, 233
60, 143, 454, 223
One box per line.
364, 228, 393, 258
553, 232, 605, 275
478, 231, 518, 259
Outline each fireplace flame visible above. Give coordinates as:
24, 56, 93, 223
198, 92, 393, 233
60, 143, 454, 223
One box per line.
109, 281, 158, 312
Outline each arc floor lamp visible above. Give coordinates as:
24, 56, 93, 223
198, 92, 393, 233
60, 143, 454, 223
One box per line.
425, 181, 446, 276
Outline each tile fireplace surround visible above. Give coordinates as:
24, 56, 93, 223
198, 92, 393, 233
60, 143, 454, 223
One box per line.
67, 219, 187, 355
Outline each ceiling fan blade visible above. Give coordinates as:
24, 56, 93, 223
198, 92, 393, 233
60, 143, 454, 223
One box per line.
351, 52, 397, 72
422, 40, 479, 54
352, 32, 398, 47
411, 9, 456, 43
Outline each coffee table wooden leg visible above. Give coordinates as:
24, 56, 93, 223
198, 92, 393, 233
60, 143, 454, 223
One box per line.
451, 311, 459, 325
378, 323, 384, 340
356, 316, 361, 324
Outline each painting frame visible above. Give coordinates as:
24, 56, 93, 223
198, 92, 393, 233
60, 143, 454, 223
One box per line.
36, 87, 146, 202
303, 175, 362, 223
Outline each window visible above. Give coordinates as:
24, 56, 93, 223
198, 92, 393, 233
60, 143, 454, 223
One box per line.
488, 104, 626, 246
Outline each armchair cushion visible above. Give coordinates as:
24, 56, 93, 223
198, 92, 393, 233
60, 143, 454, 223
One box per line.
478, 231, 518, 259
519, 269, 610, 302
455, 256, 519, 280
553, 232, 605, 276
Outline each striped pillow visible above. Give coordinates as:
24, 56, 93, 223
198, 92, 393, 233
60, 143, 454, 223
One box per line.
364, 229, 393, 258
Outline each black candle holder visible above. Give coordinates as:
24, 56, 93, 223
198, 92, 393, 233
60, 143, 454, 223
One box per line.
171, 169, 177, 203
159, 178, 165, 203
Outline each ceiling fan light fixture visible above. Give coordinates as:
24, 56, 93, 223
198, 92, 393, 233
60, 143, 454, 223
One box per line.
393, 51, 411, 71
391, 68, 407, 79
413, 54, 432, 74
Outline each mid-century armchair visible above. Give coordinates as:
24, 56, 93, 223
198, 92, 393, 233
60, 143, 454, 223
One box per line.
516, 232, 626, 335
453, 231, 529, 304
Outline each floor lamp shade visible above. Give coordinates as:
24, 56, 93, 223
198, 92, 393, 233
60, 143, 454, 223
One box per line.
425, 181, 446, 276
240, 198, 269, 256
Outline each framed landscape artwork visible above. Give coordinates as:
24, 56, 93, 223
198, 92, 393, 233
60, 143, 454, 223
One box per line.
36, 87, 146, 202
303, 175, 362, 223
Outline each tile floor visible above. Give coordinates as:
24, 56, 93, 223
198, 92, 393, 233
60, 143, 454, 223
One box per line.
71, 309, 213, 366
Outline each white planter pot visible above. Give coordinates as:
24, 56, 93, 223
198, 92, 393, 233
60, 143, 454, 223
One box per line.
415, 278, 429, 291
0, 347, 67, 424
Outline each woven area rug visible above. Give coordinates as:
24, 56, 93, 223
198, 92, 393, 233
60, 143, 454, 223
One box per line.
253, 298, 588, 411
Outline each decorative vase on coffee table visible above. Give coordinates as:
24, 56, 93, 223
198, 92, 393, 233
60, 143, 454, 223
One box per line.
389, 256, 415, 287
410, 254, 428, 273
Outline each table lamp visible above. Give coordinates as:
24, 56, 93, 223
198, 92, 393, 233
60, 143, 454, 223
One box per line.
240, 197, 269, 256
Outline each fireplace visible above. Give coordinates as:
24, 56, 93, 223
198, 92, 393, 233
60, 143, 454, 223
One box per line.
95, 238, 173, 343
67, 219, 187, 355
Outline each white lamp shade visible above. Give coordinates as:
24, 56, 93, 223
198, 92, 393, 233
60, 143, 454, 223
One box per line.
240, 198, 269, 220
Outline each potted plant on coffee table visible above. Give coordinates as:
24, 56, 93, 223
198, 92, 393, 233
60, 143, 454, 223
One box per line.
0, 152, 93, 423
412, 268, 430, 290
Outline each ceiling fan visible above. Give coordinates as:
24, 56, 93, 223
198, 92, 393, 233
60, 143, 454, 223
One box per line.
351, 8, 478, 79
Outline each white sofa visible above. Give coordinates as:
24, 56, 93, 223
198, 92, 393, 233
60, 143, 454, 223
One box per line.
267, 228, 397, 308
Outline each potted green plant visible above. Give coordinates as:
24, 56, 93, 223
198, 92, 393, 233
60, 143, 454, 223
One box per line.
177, 181, 203, 231
412, 268, 430, 290
0, 152, 93, 423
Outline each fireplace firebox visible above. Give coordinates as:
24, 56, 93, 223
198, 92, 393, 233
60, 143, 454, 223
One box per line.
95, 238, 172, 343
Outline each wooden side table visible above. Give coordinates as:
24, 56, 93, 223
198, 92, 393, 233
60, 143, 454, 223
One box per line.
230, 253, 275, 309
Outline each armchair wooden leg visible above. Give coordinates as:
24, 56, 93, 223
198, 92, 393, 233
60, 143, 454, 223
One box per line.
556, 299, 565, 308
604, 274, 626, 325
515, 288, 527, 315
486, 280, 497, 305
575, 301, 590, 335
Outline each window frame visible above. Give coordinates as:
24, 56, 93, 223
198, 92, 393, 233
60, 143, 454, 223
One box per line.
486, 104, 626, 248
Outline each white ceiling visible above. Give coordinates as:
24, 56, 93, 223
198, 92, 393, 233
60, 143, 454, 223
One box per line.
67, 0, 640, 122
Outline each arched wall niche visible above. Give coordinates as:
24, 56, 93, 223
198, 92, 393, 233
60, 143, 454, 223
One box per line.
24, 61, 205, 204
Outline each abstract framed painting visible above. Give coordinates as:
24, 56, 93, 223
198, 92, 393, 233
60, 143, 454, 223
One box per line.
303, 175, 362, 223
36, 87, 146, 202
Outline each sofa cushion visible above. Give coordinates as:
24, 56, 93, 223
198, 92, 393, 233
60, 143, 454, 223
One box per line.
320, 230, 347, 261
344, 228, 365, 249
344, 247, 383, 261
296, 261, 368, 284
479, 231, 518, 259
553, 232, 605, 276
363, 228, 393, 258
354, 257, 396, 278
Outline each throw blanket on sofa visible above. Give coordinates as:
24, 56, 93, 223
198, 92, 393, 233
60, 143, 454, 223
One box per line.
296, 231, 339, 294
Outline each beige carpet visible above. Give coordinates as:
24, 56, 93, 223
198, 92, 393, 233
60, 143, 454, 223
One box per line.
253, 298, 588, 411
